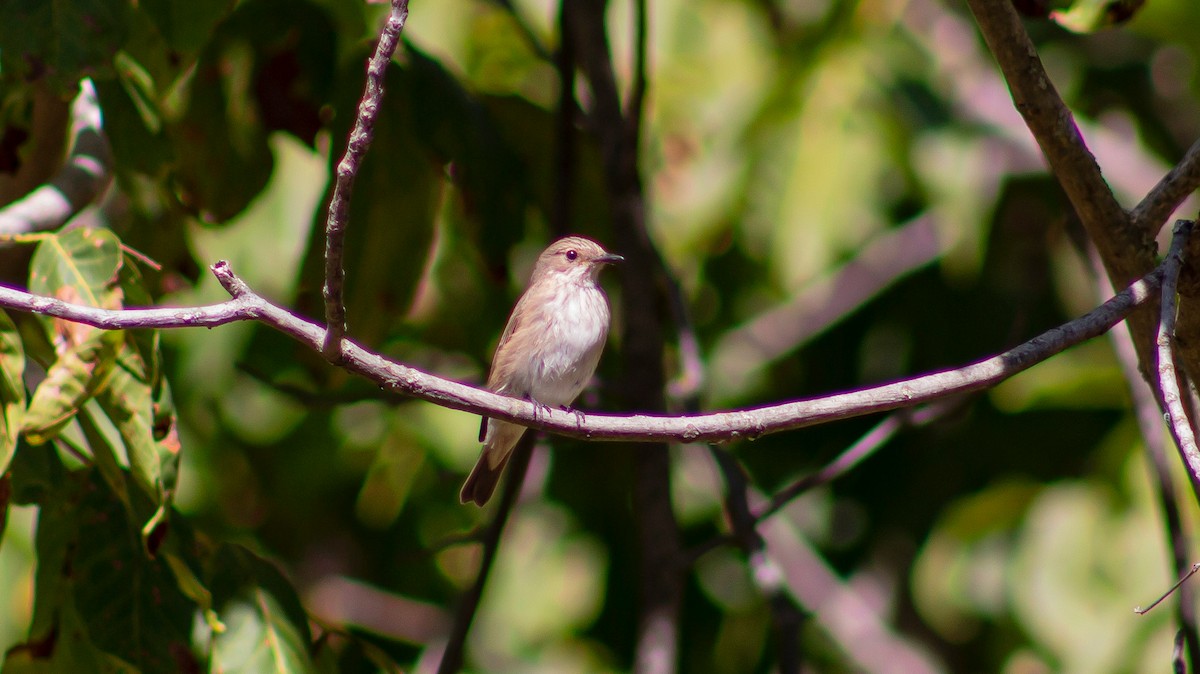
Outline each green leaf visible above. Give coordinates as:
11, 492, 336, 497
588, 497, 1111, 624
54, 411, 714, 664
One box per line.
0, 309, 26, 476
404, 45, 533, 271
77, 402, 133, 511
1050, 0, 1145, 31
0, 0, 129, 91
210, 545, 317, 674
66, 471, 195, 670
169, 0, 336, 220
22, 329, 122, 444
94, 344, 178, 506
23, 228, 130, 445
139, 0, 237, 61
28, 227, 124, 314
93, 55, 174, 177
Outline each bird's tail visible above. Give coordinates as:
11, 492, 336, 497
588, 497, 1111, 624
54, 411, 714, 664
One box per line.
460, 420, 526, 506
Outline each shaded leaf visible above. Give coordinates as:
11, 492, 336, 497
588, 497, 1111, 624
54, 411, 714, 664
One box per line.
139, 0, 237, 61
0, 0, 128, 91
0, 309, 26, 476
93, 54, 174, 177
404, 44, 532, 272
169, 0, 336, 220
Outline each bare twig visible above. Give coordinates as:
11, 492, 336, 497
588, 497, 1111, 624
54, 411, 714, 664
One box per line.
758, 513, 943, 673
1136, 563, 1200, 616
1133, 137, 1200, 237
437, 436, 533, 674
710, 448, 802, 673
1157, 220, 1200, 499
0, 258, 1168, 444
0, 80, 112, 235
321, 0, 410, 362
755, 398, 966, 522
712, 215, 943, 396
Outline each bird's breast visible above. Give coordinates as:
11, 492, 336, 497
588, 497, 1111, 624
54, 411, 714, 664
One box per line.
527, 283, 610, 405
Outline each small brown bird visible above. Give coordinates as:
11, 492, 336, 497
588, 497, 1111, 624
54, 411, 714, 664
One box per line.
460, 236, 623, 506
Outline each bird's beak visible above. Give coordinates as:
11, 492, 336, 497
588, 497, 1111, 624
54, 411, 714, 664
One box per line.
596, 253, 624, 265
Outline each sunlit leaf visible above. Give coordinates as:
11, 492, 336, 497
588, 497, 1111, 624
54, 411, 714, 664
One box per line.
22, 329, 122, 445
1050, 0, 1146, 31
210, 545, 316, 674
28, 228, 124, 319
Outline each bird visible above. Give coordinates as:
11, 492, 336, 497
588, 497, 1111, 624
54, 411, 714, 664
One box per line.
460, 236, 623, 506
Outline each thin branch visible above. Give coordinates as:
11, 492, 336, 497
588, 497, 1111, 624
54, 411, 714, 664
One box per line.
437, 436, 533, 674
1133, 136, 1200, 237
710, 448, 802, 674
0, 257, 1168, 444
321, 0, 410, 362
712, 214, 943, 395
758, 509, 944, 673
0, 80, 112, 235
1157, 220, 1200, 500
1136, 563, 1200, 615
754, 398, 966, 522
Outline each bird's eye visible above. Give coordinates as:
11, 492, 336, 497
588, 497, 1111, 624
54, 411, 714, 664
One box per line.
565, 249, 578, 261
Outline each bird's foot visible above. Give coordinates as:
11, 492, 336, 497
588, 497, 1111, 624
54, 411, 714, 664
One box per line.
530, 400, 553, 421
561, 405, 586, 428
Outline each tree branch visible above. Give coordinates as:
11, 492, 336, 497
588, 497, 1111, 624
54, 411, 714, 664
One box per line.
710, 447, 802, 673
1095, 241, 1200, 671
321, 0, 409, 361
1132, 136, 1200, 237
437, 437, 533, 674
754, 398, 966, 522
0, 257, 1168, 445
1156, 220, 1200, 500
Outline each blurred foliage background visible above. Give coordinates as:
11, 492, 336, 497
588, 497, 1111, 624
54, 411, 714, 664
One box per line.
2, 0, 1200, 672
